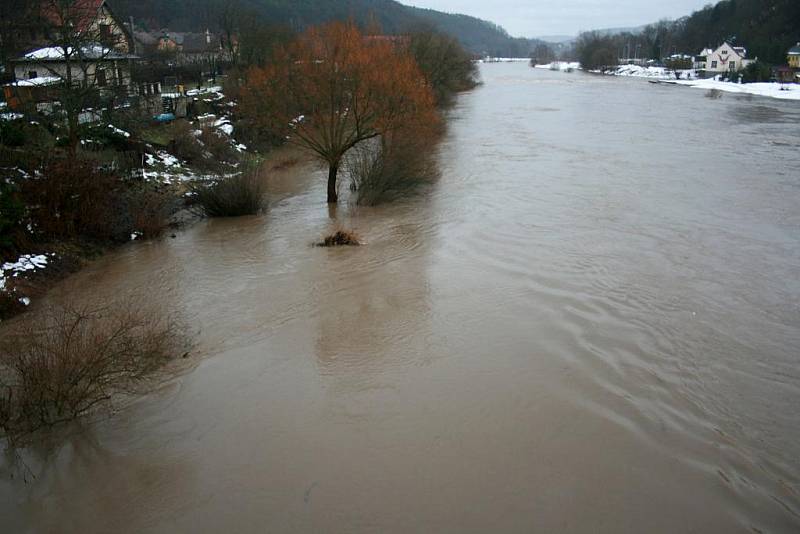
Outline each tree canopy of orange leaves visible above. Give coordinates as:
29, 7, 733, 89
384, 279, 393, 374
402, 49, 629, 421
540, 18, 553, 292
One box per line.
241, 22, 439, 203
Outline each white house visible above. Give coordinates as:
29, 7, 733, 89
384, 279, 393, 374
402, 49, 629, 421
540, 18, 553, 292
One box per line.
693, 48, 713, 70
695, 42, 754, 75
12, 45, 136, 91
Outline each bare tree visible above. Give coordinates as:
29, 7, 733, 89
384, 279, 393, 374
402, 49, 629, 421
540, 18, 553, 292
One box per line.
241, 22, 438, 203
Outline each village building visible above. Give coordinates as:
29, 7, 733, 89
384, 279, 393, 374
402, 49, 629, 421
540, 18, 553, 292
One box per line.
15, 0, 134, 55
694, 42, 754, 77
3, 0, 137, 109
148, 30, 231, 66
788, 43, 800, 70
692, 48, 713, 71
11, 45, 135, 89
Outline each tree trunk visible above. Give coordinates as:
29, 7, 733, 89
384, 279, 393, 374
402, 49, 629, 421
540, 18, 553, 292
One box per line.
327, 161, 339, 204
67, 110, 80, 158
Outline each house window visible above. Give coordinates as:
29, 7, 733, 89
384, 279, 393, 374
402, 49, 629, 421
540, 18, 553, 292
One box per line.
117, 68, 123, 85
100, 24, 111, 41
28, 71, 38, 79
711, 60, 717, 68
729, 61, 736, 70
96, 69, 107, 87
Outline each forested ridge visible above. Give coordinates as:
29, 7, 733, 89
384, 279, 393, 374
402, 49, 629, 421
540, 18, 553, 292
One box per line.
109, 0, 543, 57
669, 0, 799, 63
577, 0, 800, 65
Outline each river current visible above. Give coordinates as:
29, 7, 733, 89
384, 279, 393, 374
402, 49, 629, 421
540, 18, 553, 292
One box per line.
2, 62, 800, 533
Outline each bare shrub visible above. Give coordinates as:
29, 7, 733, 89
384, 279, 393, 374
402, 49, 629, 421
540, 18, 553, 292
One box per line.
705, 89, 723, 99
0, 289, 26, 320
0, 302, 188, 440
197, 127, 238, 164
316, 229, 361, 247
128, 185, 176, 238
23, 158, 118, 239
348, 129, 440, 206
22, 158, 173, 242
166, 120, 205, 163
189, 166, 266, 217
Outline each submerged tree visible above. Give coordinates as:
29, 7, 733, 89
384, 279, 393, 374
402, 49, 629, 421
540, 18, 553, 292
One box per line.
241, 22, 437, 203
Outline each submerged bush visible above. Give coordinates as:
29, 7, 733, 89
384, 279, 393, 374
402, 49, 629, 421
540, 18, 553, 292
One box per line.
316, 229, 361, 247
348, 130, 440, 206
189, 167, 266, 217
705, 89, 723, 99
0, 301, 188, 440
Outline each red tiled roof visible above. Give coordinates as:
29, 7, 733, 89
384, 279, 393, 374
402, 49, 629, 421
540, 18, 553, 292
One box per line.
41, 0, 105, 32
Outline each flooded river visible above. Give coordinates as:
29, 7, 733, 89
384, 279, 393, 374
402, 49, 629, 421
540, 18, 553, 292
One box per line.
2, 63, 800, 533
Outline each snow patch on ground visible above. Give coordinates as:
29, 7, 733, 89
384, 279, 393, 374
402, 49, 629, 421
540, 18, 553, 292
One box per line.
145, 151, 182, 168
534, 62, 580, 71
2, 254, 50, 275
217, 122, 233, 135
1, 254, 54, 306
108, 124, 131, 138
480, 58, 530, 63
602, 65, 697, 80
674, 78, 800, 100
186, 86, 223, 97
0, 112, 23, 121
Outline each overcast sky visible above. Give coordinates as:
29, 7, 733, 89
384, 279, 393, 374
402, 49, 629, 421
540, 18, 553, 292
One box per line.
400, 0, 714, 37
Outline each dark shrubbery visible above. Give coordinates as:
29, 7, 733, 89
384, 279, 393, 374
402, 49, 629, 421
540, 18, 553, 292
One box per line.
408, 30, 479, 106
0, 180, 26, 253
575, 32, 619, 71
0, 120, 26, 147
0, 301, 188, 440
164, 121, 239, 171
189, 167, 266, 217
22, 158, 174, 242
167, 120, 205, 163
741, 61, 772, 83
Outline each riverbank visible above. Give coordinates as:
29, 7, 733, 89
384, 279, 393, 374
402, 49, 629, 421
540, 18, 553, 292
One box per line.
0, 83, 255, 321
533, 62, 800, 101
0, 145, 309, 322
673, 77, 800, 100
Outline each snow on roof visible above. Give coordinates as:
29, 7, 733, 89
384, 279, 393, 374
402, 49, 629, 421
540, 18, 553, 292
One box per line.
4, 76, 62, 87
19, 44, 135, 62
23, 47, 72, 60
789, 43, 800, 55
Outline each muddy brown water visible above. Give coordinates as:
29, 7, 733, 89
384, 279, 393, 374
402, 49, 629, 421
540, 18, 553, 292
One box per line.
2, 63, 800, 533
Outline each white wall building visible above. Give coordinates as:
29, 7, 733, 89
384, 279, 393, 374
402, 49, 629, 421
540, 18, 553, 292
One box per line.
694, 42, 754, 75
12, 46, 135, 92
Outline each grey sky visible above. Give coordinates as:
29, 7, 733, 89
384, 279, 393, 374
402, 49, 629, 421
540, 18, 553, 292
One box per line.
400, 0, 714, 37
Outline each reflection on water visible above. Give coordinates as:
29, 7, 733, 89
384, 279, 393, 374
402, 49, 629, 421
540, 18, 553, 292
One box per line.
2, 63, 800, 533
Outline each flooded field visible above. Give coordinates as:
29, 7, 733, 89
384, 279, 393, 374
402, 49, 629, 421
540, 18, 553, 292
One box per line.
2, 62, 800, 533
